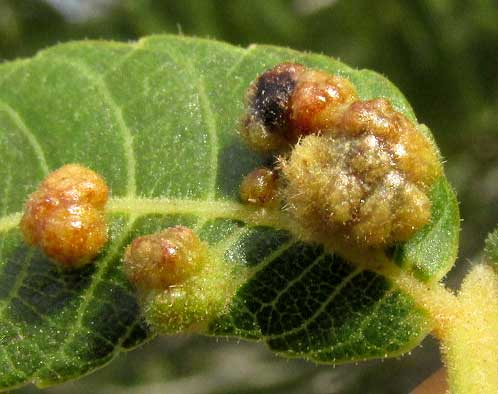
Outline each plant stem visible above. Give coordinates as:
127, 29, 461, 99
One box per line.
376, 263, 498, 394
438, 265, 498, 394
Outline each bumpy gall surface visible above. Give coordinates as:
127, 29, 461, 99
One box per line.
124, 226, 206, 291
239, 167, 279, 207
289, 69, 358, 138
20, 164, 109, 268
241, 62, 358, 151
241, 63, 305, 151
339, 99, 441, 188
282, 106, 440, 247
243, 63, 443, 248
124, 226, 238, 334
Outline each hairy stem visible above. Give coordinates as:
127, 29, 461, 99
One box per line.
439, 265, 498, 394
383, 263, 498, 394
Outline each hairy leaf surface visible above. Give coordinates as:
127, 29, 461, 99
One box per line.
0, 35, 459, 390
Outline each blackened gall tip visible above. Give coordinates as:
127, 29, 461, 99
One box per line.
250, 64, 303, 133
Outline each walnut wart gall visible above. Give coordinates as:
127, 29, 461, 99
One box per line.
124, 226, 238, 334
239, 167, 279, 207
124, 226, 206, 292
282, 134, 434, 247
241, 63, 305, 152
242, 63, 443, 248
20, 164, 109, 268
241, 62, 358, 151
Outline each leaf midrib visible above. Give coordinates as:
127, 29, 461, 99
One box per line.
0, 197, 293, 235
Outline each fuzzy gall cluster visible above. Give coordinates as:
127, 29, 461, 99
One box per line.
123, 226, 236, 333
20, 164, 109, 268
124, 226, 206, 291
241, 63, 442, 247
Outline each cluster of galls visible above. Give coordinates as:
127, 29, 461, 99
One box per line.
20, 166, 234, 333
240, 63, 442, 247
124, 226, 235, 333
18, 62, 442, 335
21, 164, 109, 268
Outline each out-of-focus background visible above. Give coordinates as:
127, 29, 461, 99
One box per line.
2, 0, 497, 393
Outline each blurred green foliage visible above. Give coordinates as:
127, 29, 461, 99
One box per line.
2, 0, 497, 393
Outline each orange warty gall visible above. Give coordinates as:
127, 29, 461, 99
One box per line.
289, 69, 358, 138
338, 99, 441, 188
20, 164, 109, 268
281, 97, 442, 247
239, 167, 279, 207
242, 63, 443, 248
123, 226, 206, 292
241, 62, 358, 151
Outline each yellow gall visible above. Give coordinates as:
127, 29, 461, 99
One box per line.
281, 134, 433, 247
338, 98, 442, 188
242, 63, 443, 248
124, 226, 206, 292
20, 164, 109, 268
239, 167, 279, 207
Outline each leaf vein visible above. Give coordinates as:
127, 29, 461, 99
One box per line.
42, 216, 136, 373
267, 253, 327, 308
225, 44, 257, 79
266, 267, 364, 340
49, 55, 137, 197
0, 249, 35, 318
322, 289, 396, 356
0, 197, 293, 236
0, 212, 21, 234
0, 100, 50, 176
145, 45, 219, 199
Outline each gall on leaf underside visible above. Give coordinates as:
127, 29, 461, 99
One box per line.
0, 35, 459, 390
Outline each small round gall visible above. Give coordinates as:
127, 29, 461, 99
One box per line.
123, 226, 206, 292
239, 167, 279, 207
20, 164, 109, 268
288, 69, 358, 138
123, 226, 238, 334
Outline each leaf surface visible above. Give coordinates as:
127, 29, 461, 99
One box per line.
0, 35, 459, 390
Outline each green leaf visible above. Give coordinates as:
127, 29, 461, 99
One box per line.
485, 228, 498, 271
394, 177, 460, 282
0, 34, 459, 390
